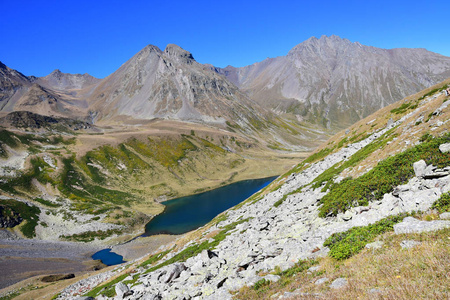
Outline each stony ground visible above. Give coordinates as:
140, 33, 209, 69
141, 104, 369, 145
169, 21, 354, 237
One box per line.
54, 88, 450, 300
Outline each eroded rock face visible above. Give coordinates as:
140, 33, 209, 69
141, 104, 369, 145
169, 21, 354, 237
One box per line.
88, 43, 268, 128
218, 35, 450, 129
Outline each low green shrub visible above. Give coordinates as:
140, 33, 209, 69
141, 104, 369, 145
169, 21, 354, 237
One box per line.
139, 249, 172, 268
390, 102, 412, 114
60, 229, 122, 242
274, 259, 317, 277
312, 127, 397, 193
319, 133, 450, 217
324, 214, 408, 260
34, 197, 60, 207
432, 192, 450, 213
253, 278, 270, 290
273, 196, 286, 208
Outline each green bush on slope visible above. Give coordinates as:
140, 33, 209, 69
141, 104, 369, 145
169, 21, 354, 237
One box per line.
318, 133, 450, 217
324, 214, 408, 260
431, 192, 450, 213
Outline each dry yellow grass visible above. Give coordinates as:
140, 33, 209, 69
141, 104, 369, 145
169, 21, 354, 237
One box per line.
234, 228, 450, 300
306, 78, 450, 181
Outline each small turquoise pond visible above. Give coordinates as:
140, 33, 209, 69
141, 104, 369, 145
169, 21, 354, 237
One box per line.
92, 249, 125, 266
144, 176, 277, 236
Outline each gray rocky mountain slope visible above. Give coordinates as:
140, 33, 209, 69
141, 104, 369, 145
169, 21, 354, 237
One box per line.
0, 62, 96, 119
88, 44, 270, 127
218, 35, 450, 129
36, 69, 100, 90
56, 80, 450, 299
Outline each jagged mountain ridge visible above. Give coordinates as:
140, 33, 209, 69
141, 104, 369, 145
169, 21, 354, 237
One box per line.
217, 35, 450, 129
36, 69, 100, 90
88, 44, 270, 127
2, 36, 450, 144
0, 62, 95, 119
0, 61, 31, 111
0, 47, 312, 149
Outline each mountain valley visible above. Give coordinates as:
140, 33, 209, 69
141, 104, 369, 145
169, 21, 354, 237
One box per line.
0, 36, 449, 299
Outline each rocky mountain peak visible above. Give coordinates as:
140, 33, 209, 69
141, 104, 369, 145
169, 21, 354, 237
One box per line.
164, 44, 195, 64
287, 34, 354, 57
38, 68, 99, 90
140, 44, 163, 54
47, 69, 64, 80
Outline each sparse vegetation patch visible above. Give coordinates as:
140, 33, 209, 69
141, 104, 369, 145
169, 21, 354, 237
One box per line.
324, 214, 408, 260
0, 199, 40, 238
318, 132, 450, 217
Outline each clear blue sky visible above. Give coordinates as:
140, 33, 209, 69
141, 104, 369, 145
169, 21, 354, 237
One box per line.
1, 0, 448, 78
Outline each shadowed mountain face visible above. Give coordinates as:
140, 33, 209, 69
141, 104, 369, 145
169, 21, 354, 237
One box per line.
217, 35, 450, 129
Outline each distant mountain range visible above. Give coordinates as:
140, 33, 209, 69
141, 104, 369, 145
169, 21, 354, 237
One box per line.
216, 35, 450, 129
1, 35, 450, 132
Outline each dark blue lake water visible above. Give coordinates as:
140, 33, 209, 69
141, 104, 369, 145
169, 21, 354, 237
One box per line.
92, 249, 125, 266
144, 176, 277, 236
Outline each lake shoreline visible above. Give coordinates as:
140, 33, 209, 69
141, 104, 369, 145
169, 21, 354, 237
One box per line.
0, 175, 279, 292
144, 176, 277, 236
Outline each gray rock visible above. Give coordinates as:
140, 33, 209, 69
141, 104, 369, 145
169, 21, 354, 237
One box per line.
394, 217, 450, 234
387, 118, 394, 128
365, 241, 384, 249
315, 277, 329, 285
140, 293, 162, 300
413, 160, 427, 178
115, 282, 131, 299
400, 240, 421, 249
160, 263, 186, 283
308, 265, 321, 273
238, 256, 254, 268
439, 143, 450, 153
201, 249, 217, 263
330, 277, 348, 289
263, 274, 281, 282
440, 212, 450, 220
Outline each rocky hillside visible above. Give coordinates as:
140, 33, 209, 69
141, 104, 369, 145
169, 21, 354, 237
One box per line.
49, 79, 450, 299
88, 44, 264, 125
0, 119, 308, 245
0, 62, 95, 120
36, 69, 100, 90
218, 35, 450, 129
